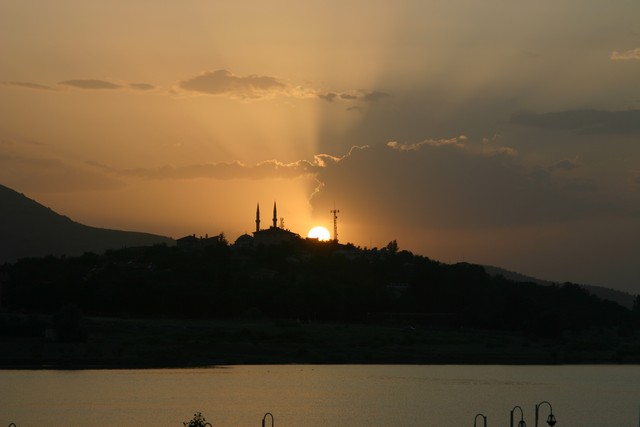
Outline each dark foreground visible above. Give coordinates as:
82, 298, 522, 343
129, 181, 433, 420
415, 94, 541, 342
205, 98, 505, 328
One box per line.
2, 316, 640, 368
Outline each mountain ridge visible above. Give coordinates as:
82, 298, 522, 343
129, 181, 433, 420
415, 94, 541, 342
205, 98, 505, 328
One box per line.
0, 184, 174, 263
1, 183, 634, 309
482, 264, 636, 309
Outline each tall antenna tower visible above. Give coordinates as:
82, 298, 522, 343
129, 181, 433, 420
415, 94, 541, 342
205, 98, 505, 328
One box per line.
330, 207, 340, 242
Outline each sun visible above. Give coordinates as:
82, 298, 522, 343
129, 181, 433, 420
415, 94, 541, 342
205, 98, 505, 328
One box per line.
307, 225, 331, 241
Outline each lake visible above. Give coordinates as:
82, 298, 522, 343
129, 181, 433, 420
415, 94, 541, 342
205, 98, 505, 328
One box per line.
2, 365, 639, 426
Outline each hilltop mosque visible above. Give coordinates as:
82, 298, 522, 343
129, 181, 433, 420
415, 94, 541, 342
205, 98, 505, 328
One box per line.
234, 202, 301, 247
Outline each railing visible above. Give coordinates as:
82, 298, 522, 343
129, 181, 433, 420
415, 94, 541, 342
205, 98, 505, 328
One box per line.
262, 412, 274, 427
473, 413, 487, 427
473, 401, 557, 426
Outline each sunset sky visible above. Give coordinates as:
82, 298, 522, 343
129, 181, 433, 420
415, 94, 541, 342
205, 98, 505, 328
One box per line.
2, 1, 639, 293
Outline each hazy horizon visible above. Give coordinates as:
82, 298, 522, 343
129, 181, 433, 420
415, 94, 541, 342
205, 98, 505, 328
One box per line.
2, 1, 639, 293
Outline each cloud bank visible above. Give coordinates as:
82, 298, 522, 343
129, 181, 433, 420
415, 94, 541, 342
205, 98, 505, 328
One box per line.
93, 137, 614, 230
178, 70, 287, 99
3, 81, 57, 91
548, 157, 580, 173
95, 154, 343, 181
511, 109, 640, 134
3, 69, 390, 106
318, 90, 391, 103
58, 79, 122, 90
610, 48, 640, 60
177, 69, 391, 103
307, 139, 618, 231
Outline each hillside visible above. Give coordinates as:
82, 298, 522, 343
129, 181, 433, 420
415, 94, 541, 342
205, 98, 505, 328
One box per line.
482, 265, 636, 309
0, 184, 174, 263
2, 241, 639, 367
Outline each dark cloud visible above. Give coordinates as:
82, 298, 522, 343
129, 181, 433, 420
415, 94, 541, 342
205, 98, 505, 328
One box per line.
340, 93, 358, 100
318, 89, 390, 103
179, 69, 286, 99
548, 157, 580, 173
311, 140, 606, 229
105, 135, 608, 229
3, 81, 57, 91
511, 109, 640, 134
58, 79, 122, 90
176, 69, 391, 103
5, 71, 389, 106
362, 90, 390, 102
319, 92, 338, 102
129, 83, 155, 91
563, 177, 596, 192
387, 136, 468, 151
87, 131, 629, 239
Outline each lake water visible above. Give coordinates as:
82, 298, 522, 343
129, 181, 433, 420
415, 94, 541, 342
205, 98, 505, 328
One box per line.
2, 365, 639, 426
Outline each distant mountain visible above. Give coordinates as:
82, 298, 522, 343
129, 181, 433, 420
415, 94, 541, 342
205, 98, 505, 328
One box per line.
482, 264, 636, 309
0, 184, 174, 263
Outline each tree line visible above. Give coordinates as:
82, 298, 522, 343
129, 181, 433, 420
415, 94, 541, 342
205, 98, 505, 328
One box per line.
2, 238, 639, 339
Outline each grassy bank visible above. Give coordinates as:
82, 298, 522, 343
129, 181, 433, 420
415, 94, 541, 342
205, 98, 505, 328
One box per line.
1, 316, 639, 368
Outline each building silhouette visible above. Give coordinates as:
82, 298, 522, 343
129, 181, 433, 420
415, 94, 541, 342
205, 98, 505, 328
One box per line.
234, 202, 301, 247
177, 233, 225, 250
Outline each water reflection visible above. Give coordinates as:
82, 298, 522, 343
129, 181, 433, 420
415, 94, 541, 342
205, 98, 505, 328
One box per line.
1, 365, 638, 426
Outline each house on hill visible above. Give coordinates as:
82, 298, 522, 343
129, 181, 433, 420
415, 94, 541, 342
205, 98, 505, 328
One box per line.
177, 233, 225, 250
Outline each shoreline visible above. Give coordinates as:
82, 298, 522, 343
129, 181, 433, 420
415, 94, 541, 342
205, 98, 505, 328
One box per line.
2, 316, 639, 369
3, 361, 640, 371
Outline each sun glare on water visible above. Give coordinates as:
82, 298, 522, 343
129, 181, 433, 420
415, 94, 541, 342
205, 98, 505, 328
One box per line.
307, 226, 331, 241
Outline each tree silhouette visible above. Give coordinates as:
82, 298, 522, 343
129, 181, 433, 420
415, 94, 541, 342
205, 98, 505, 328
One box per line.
0, 240, 634, 338
183, 412, 209, 427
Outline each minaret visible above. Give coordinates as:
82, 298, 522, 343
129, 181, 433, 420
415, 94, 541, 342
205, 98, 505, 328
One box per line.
272, 201, 278, 228
255, 203, 261, 233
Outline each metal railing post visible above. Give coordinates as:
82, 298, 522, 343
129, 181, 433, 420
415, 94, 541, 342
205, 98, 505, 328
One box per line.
262, 412, 274, 427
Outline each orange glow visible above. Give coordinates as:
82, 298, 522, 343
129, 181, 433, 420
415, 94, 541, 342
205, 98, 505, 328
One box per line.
307, 226, 331, 241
